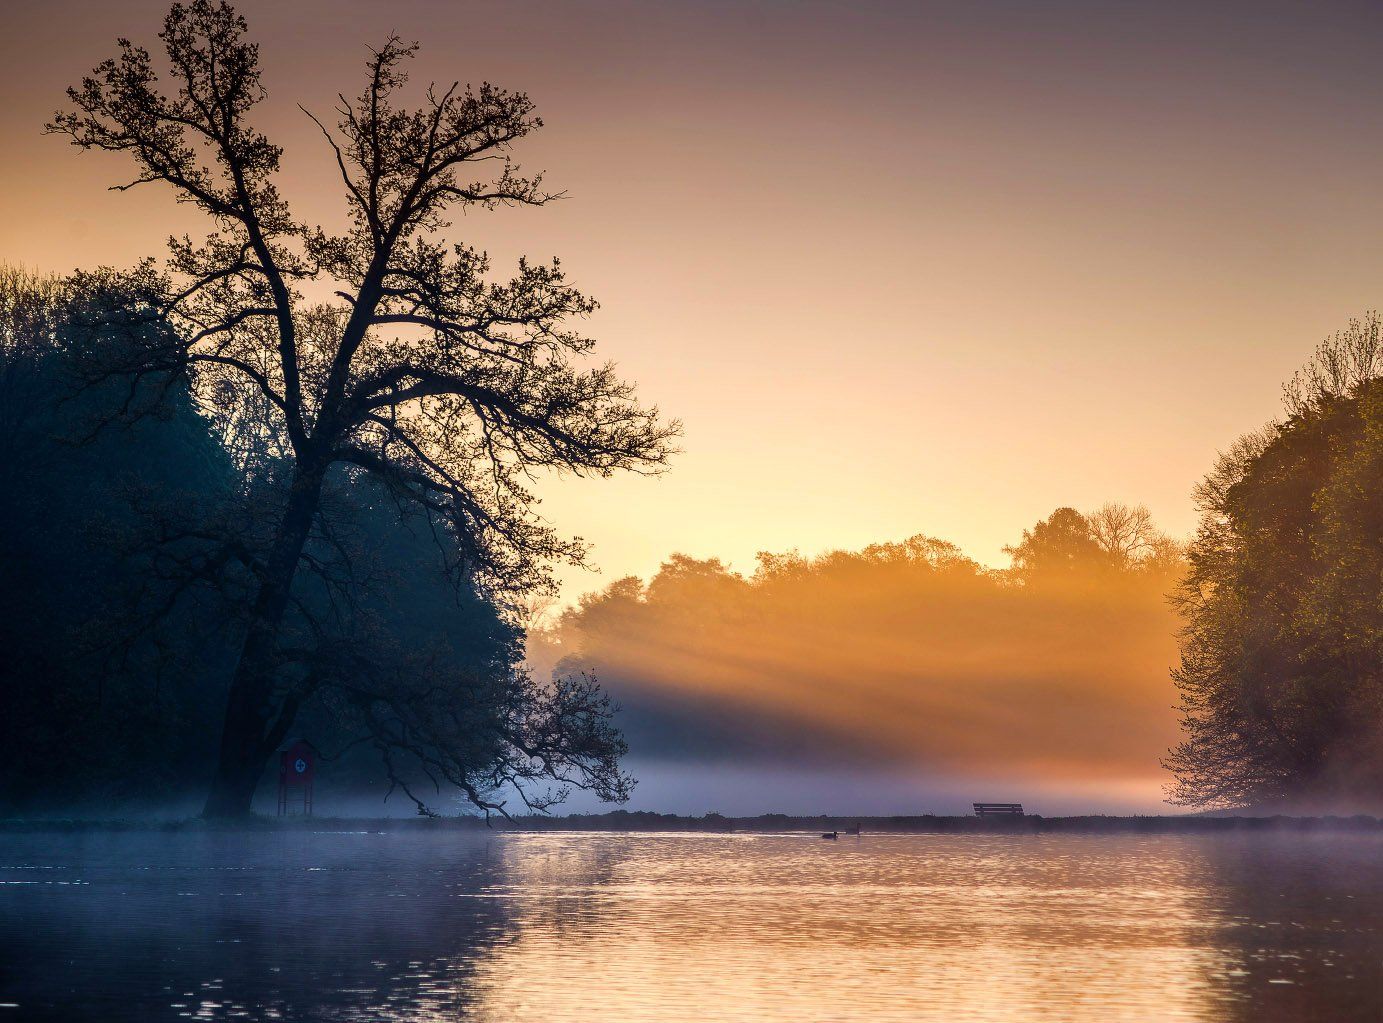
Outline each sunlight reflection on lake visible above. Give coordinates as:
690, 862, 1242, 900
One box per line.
0, 830, 1380, 1021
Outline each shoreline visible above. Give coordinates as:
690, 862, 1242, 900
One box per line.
4, 811, 1382, 834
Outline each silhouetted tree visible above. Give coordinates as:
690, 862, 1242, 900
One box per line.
1002, 503, 1175, 584
0, 269, 547, 815
48, 1, 676, 816
1089, 503, 1154, 567
1165, 316, 1383, 808
1004, 507, 1108, 580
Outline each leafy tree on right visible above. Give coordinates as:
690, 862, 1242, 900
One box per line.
1166, 316, 1383, 809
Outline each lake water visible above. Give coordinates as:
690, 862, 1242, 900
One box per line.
1, 829, 1381, 1021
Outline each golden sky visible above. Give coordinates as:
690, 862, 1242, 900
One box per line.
4, 0, 1383, 602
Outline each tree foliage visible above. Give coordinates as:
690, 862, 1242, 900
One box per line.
37, 0, 673, 816
0, 267, 236, 808
1004, 503, 1179, 583
0, 266, 627, 815
1165, 316, 1383, 808
530, 513, 1184, 777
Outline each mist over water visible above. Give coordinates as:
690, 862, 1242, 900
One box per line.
531, 535, 1184, 814
559, 762, 1169, 818
3, 829, 1382, 1022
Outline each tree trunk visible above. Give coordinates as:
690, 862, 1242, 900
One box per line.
202, 466, 324, 818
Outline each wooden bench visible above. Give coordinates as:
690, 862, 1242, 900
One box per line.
973, 802, 1024, 817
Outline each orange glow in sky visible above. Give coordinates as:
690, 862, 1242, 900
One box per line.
5, 1, 1381, 605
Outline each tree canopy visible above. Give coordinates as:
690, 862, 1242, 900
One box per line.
36, 0, 675, 816
0, 267, 236, 809
1165, 315, 1383, 809
529, 512, 1184, 782
0, 268, 551, 814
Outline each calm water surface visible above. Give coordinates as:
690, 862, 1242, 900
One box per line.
1, 830, 1381, 1021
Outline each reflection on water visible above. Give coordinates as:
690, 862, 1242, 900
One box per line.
1, 830, 1381, 1021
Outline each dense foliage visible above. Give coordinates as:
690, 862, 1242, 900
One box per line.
0, 269, 235, 808
530, 507, 1184, 781
0, 268, 616, 816
32, 0, 669, 815
1166, 317, 1383, 808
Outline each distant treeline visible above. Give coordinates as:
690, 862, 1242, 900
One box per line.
531, 505, 1186, 784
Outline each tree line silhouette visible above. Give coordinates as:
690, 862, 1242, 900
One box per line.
529, 509, 1186, 787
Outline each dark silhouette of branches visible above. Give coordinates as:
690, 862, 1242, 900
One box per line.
48, 1, 676, 816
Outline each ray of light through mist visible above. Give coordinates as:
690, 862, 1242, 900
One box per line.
533, 532, 1184, 813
